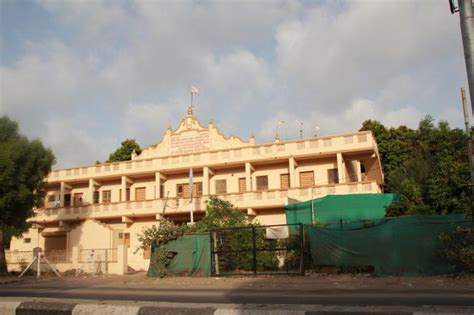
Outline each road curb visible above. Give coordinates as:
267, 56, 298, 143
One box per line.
1, 301, 473, 315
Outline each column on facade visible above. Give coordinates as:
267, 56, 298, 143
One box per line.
245, 162, 253, 192
289, 157, 296, 188
60, 182, 66, 207
355, 160, 362, 182
337, 153, 345, 184
203, 167, 210, 195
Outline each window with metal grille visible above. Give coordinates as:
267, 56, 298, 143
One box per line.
215, 179, 227, 194
238, 178, 246, 193
327, 168, 339, 184
280, 173, 290, 189
102, 190, 111, 203
299, 171, 314, 188
256, 175, 268, 191
135, 187, 146, 201
93, 191, 99, 204
119, 232, 130, 247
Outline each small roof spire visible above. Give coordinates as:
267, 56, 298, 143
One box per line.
187, 105, 193, 116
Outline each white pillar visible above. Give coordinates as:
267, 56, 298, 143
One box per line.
289, 157, 296, 188
88, 179, 95, 204
245, 162, 252, 192
355, 160, 362, 182
337, 153, 345, 184
121, 176, 127, 201
60, 182, 65, 207
203, 167, 210, 195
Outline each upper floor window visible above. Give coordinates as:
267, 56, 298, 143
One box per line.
102, 190, 112, 204
299, 171, 314, 188
119, 188, 131, 202
327, 168, 339, 184
135, 187, 146, 201
93, 191, 99, 204
64, 194, 71, 207
215, 179, 227, 194
238, 178, 246, 193
177, 183, 203, 198
280, 173, 290, 189
256, 175, 268, 191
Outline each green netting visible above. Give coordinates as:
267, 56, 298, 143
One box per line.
147, 234, 211, 277
285, 193, 398, 225
306, 214, 469, 276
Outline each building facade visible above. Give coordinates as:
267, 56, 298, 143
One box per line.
9, 108, 384, 272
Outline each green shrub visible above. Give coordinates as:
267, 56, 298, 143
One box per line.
439, 226, 474, 273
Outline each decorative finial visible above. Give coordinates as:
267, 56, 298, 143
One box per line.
187, 105, 193, 116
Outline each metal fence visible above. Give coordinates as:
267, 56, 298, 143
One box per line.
79, 248, 117, 263
43, 250, 70, 263
5, 250, 35, 265
210, 223, 308, 276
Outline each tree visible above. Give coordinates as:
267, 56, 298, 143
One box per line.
106, 139, 142, 162
361, 116, 470, 216
194, 197, 247, 231
0, 116, 55, 274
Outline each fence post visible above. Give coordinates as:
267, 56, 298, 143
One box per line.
299, 223, 305, 276
252, 226, 257, 276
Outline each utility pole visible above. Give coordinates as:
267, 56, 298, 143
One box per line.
461, 88, 474, 224
451, 0, 474, 113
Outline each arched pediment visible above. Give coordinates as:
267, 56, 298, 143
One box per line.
134, 108, 255, 160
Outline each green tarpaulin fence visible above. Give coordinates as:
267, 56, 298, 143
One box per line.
285, 193, 398, 225
148, 234, 211, 277
306, 214, 469, 276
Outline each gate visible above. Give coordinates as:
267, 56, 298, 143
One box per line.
210, 223, 307, 276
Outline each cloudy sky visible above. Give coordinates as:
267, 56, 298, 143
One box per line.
0, 0, 470, 169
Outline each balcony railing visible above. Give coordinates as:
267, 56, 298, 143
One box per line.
47, 132, 375, 183
34, 181, 380, 222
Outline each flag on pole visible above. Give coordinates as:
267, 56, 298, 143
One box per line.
189, 168, 193, 202
191, 85, 199, 95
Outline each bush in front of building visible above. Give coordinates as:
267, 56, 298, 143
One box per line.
439, 226, 474, 273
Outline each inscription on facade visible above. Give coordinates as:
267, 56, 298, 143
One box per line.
170, 132, 210, 155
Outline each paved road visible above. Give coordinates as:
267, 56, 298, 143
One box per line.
1, 280, 473, 307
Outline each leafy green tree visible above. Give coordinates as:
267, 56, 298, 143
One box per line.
194, 197, 247, 231
0, 116, 55, 274
361, 116, 470, 216
106, 139, 142, 162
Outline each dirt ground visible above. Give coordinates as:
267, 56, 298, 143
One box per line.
3, 271, 473, 291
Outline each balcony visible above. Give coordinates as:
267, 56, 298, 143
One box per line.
46, 132, 377, 183
33, 181, 380, 223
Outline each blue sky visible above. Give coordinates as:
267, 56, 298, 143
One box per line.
0, 0, 470, 168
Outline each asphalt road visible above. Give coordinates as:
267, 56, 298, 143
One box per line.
1, 280, 473, 306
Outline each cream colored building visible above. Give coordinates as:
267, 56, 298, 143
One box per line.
9, 108, 384, 272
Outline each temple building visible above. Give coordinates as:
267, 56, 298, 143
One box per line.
9, 107, 384, 272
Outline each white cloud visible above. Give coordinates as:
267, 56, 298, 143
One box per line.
1, 0, 468, 168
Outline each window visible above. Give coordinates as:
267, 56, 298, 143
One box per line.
24, 238, 31, 244
238, 178, 247, 193
177, 183, 202, 198
93, 191, 99, 204
327, 168, 339, 184
47, 195, 56, 203
136, 187, 146, 201
119, 232, 130, 247
73, 193, 83, 206
215, 179, 227, 194
280, 173, 290, 189
256, 175, 268, 191
102, 190, 111, 204
64, 194, 71, 207
299, 171, 314, 188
